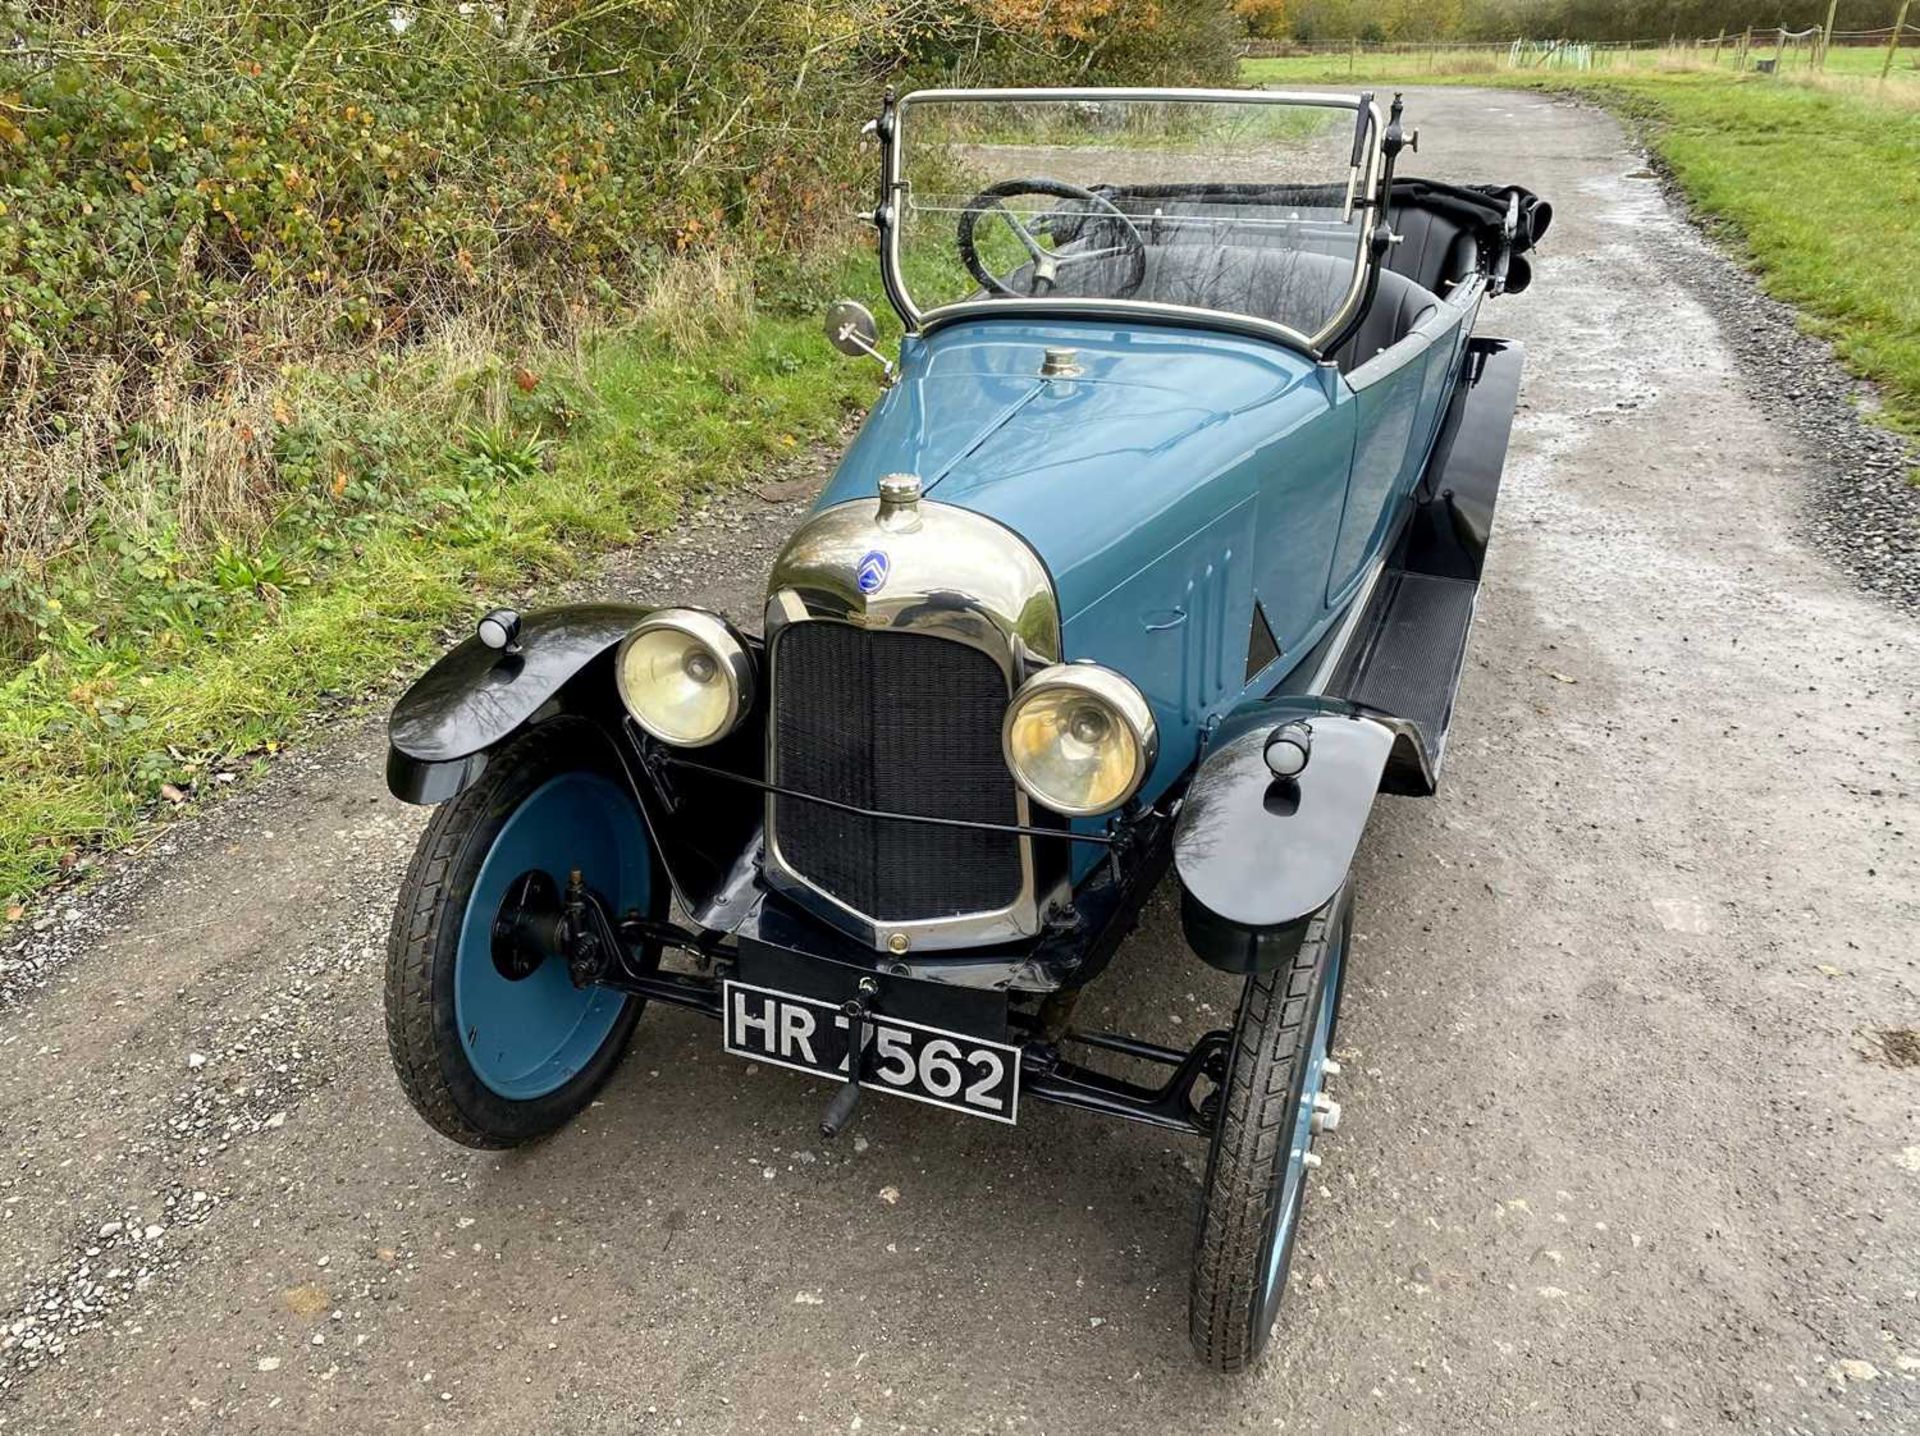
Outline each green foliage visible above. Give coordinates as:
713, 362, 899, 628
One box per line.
209, 538, 306, 598
917, 1, 1241, 87
457, 425, 553, 485
0, 0, 1242, 904
0, 3, 876, 436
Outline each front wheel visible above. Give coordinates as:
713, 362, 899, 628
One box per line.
384, 718, 663, 1149
1189, 880, 1352, 1372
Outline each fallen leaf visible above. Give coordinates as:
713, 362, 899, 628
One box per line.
878, 1185, 899, 1206
4, 905, 23, 922
282, 1283, 330, 1318
160, 783, 188, 804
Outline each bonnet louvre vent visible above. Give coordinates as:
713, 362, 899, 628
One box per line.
1245, 599, 1281, 680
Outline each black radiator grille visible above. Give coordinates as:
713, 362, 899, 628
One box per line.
770, 622, 1025, 923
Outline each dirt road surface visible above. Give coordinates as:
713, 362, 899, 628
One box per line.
3, 90, 1916, 1435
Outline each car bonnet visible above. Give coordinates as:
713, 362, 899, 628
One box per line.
817, 318, 1326, 620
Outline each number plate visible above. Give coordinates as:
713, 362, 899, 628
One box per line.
721, 980, 1020, 1124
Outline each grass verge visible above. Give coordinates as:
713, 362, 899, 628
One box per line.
0, 255, 890, 908
1245, 57, 1920, 442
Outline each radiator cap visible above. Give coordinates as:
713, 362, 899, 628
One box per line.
876, 472, 923, 532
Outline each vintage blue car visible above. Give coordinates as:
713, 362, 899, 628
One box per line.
380, 86, 1547, 1369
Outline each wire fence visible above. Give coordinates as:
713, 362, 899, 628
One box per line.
1241, 22, 1920, 83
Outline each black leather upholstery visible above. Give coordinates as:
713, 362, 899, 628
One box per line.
1337, 266, 1441, 370
1006, 243, 1439, 372
1384, 202, 1480, 296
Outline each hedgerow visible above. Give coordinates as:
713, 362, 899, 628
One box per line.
0, 2, 885, 557
0, 1, 1240, 901
0, 1, 1238, 570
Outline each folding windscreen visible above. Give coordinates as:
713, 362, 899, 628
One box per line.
888, 91, 1379, 350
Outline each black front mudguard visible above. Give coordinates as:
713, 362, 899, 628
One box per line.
385, 603, 653, 804
1173, 697, 1396, 975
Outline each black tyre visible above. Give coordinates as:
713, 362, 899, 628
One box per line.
1189, 880, 1352, 1372
384, 718, 664, 1149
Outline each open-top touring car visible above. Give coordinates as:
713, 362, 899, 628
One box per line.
380, 86, 1547, 1369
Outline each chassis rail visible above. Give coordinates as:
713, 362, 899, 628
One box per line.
596, 919, 1227, 1137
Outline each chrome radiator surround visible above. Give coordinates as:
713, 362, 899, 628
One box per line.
763, 498, 1063, 952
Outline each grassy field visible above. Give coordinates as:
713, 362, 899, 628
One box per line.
0, 255, 893, 906
1243, 40, 1920, 87
1245, 53, 1920, 446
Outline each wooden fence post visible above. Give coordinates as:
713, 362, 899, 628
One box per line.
1886, 0, 1914, 80
1738, 26, 1752, 69
1713, 29, 1725, 69
1820, 0, 1839, 67
1349, 37, 1358, 76
1771, 26, 1787, 73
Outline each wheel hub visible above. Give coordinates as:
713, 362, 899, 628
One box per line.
491, 869, 563, 981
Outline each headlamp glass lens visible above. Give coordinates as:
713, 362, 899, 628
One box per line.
1007, 687, 1139, 815
619, 625, 735, 745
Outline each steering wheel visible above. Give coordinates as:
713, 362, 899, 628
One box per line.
956, 178, 1148, 299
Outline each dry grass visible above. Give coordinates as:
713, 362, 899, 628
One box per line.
641, 249, 758, 357
1635, 52, 1920, 108
0, 288, 589, 585
0, 355, 122, 566
0, 247, 883, 902
2, 353, 289, 568
0, 244, 760, 599
1782, 68, 1920, 110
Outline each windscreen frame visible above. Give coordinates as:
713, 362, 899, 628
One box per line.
876, 87, 1387, 358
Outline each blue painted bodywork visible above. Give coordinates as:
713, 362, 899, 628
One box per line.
817, 307, 1475, 871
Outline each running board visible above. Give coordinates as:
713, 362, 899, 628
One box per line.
1327, 337, 1523, 795
1327, 570, 1479, 793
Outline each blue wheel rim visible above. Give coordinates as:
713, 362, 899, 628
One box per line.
1264, 918, 1346, 1304
454, 771, 649, 1101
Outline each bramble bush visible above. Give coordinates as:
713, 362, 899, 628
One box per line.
0, 0, 1239, 573
0, 0, 1239, 899
0, 1, 890, 560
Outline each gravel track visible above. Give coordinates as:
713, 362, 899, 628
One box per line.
1633, 158, 1920, 613
1, 89, 1916, 1435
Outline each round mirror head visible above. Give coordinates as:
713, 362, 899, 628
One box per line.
824, 299, 878, 358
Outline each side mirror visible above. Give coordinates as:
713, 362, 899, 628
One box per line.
824, 299, 894, 381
